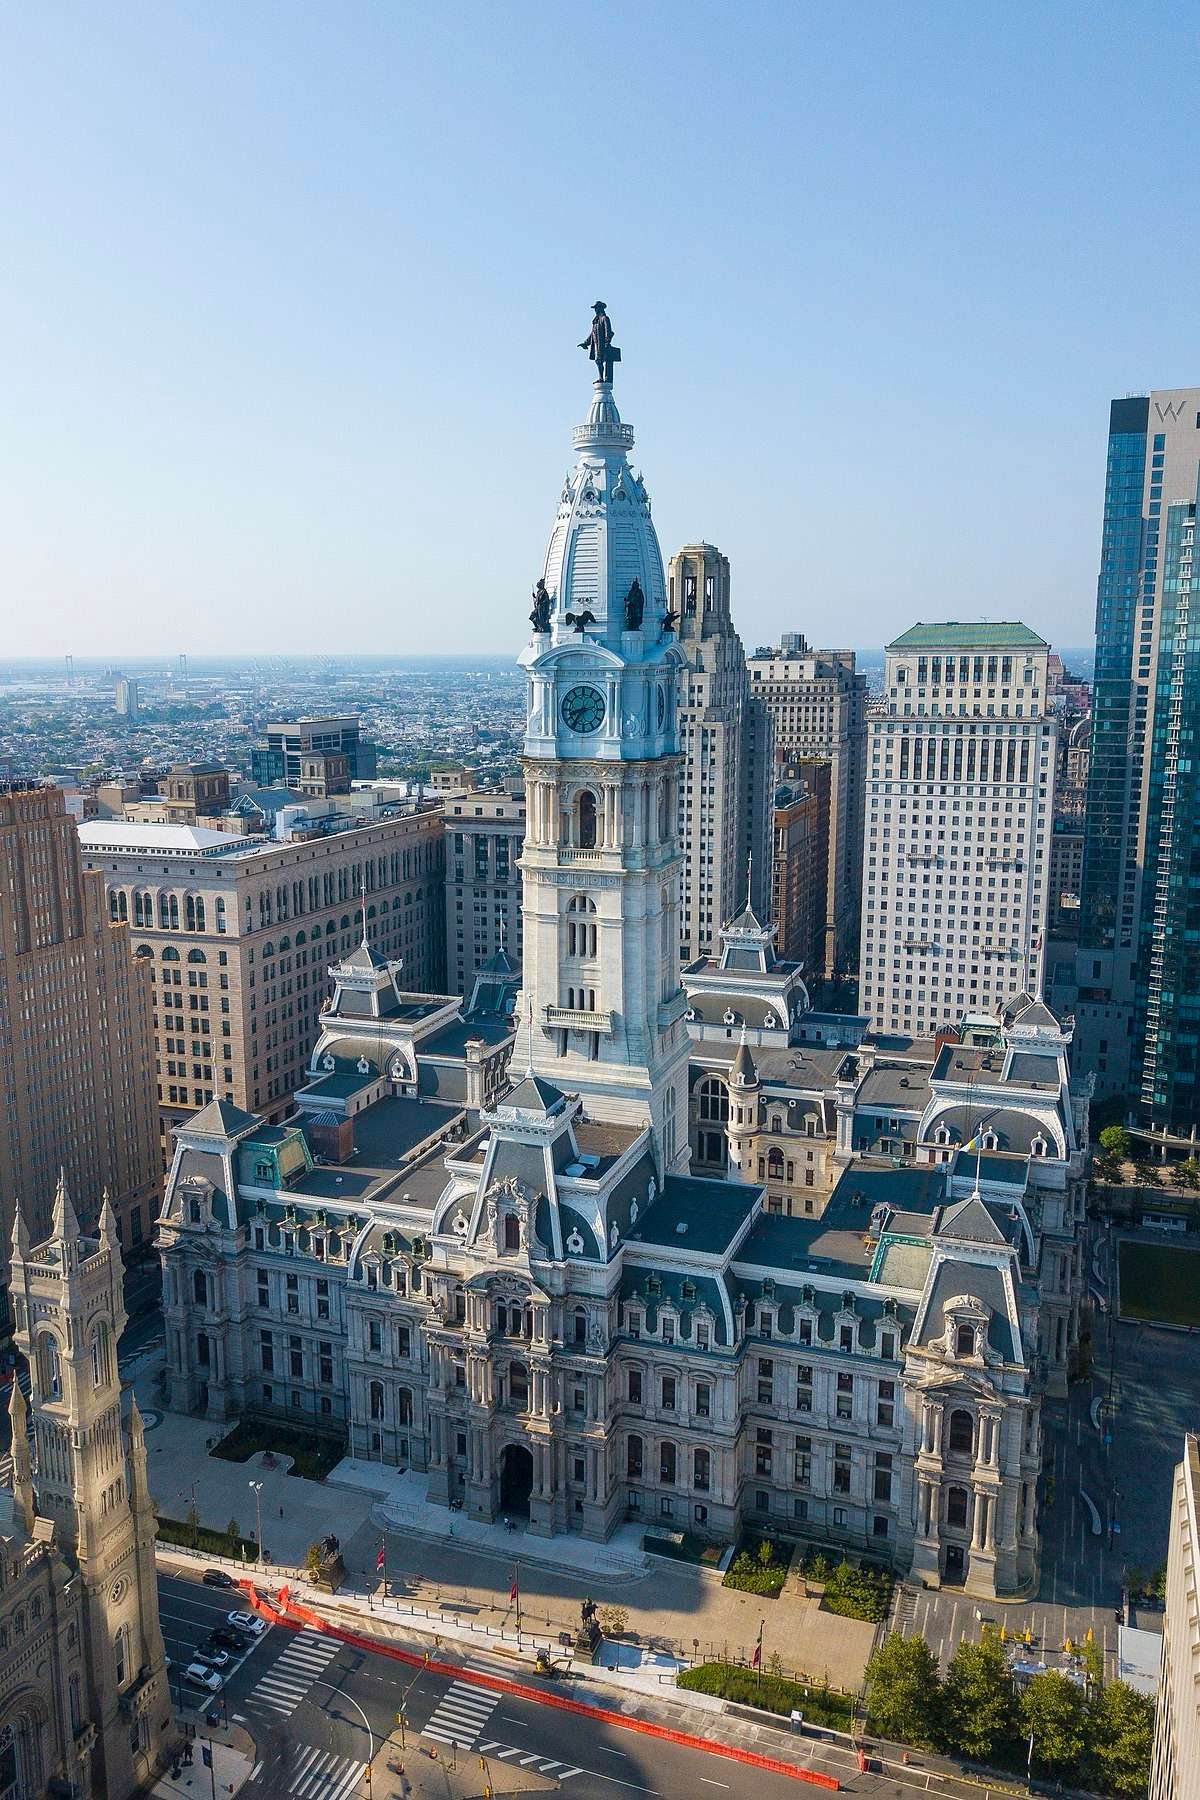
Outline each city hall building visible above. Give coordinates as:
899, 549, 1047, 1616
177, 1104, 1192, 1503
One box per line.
157, 339, 1087, 1598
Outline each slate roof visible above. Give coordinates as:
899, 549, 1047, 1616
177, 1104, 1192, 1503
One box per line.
628, 1175, 759, 1257
935, 1194, 1009, 1246
182, 1098, 259, 1139
503, 1075, 568, 1115
916, 1260, 1019, 1362
858, 1065, 931, 1109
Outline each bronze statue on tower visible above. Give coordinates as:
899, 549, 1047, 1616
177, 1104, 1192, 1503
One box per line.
580, 301, 620, 383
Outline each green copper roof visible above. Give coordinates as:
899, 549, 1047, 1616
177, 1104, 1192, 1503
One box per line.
887, 621, 1047, 649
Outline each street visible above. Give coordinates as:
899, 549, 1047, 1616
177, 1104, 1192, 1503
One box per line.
158, 1566, 1040, 1800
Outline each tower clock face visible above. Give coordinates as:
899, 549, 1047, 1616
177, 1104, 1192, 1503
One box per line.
561, 684, 606, 734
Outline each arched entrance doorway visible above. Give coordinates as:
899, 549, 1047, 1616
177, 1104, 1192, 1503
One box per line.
499, 1443, 534, 1518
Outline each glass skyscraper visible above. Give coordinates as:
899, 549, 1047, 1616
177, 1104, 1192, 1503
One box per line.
1077, 391, 1200, 1123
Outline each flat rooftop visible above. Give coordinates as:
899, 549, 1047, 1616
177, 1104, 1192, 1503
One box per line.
736, 1163, 946, 1285
629, 1174, 760, 1258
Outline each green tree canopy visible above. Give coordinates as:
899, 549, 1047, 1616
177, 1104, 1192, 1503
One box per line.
1098, 1124, 1131, 1166
942, 1634, 1018, 1762
1087, 1679, 1155, 1798
1021, 1670, 1087, 1775
864, 1632, 942, 1748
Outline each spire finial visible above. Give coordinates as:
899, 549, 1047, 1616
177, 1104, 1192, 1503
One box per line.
99, 1188, 120, 1249
51, 1169, 80, 1245
11, 1196, 29, 1261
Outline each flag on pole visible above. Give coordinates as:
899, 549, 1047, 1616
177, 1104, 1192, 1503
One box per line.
376, 1540, 386, 1573
751, 1622, 764, 1670
509, 1568, 519, 1605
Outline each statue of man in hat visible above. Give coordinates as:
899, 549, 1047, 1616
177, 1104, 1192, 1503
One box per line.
580, 302, 620, 383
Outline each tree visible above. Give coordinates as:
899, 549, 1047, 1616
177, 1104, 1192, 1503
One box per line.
942, 1635, 1018, 1763
1088, 1680, 1155, 1798
1098, 1125, 1131, 1168
226, 1518, 241, 1547
303, 1542, 324, 1578
864, 1632, 942, 1748
185, 1502, 200, 1549
1021, 1671, 1087, 1777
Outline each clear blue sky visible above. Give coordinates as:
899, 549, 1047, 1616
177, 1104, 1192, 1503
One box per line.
3, 2, 1196, 659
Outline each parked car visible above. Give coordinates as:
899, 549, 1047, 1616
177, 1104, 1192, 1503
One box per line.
202, 1569, 235, 1589
227, 1612, 265, 1636
207, 1627, 246, 1651
198, 1647, 230, 1670
183, 1664, 222, 1693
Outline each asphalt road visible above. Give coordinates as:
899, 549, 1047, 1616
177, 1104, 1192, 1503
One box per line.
157, 1566, 1022, 1800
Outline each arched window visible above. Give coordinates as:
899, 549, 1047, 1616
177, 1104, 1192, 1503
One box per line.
693, 1447, 710, 1492
947, 1408, 974, 1455
168, 894, 179, 929
196, 1331, 210, 1368
577, 790, 597, 849
134, 891, 148, 928
90, 1323, 112, 1389
36, 1332, 61, 1400
767, 1148, 785, 1179
186, 895, 197, 931
263, 942, 275, 960
659, 1441, 677, 1484
565, 893, 597, 958
697, 1077, 729, 1124
114, 1623, 129, 1687
946, 1485, 970, 1529
161, 945, 179, 962
193, 1269, 209, 1307
187, 947, 205, 964
369, 1380, 385, 1421
955, 1324, 976, 1358
397, 1387, 413, 1426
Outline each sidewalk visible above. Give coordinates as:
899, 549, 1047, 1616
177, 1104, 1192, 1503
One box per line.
137, 1356, 875, 1693
152, 1723, 256, 1800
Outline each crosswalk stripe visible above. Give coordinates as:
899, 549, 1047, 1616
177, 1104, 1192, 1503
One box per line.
280, 1647, 337, 1665
422, 1727, 476, 1746
433, 1699, 494, 1720
256, 1677, 306, 1695
323, 1765, 364, 1800
288, 1748, 321, 1789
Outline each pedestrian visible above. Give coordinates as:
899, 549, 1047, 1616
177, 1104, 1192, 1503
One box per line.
279, 1505, 284, 1519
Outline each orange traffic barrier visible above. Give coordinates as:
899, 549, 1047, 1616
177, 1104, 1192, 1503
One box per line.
236, 1579, 839, 1789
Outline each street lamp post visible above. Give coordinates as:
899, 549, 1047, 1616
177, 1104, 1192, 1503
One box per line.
249, 1480, 264, 1568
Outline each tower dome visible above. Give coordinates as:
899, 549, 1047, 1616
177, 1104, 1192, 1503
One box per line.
539, 375, 667, 651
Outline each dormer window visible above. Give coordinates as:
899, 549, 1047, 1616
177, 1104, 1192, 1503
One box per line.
956, 1323, 975, 1358
1031, 1135, 1048, 1158
981, 1130, 998, 1151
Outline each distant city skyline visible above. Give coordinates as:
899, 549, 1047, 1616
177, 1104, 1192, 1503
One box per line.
4, 6, 1196, 657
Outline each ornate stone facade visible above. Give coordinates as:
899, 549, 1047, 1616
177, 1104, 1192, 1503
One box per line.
6, 1182, 172, 1796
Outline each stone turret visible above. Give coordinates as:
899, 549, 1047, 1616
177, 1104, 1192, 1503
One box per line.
727, 1027, 759, 1177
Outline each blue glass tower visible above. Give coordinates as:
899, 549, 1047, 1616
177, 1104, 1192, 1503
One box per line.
1077, 390, 1200, 1123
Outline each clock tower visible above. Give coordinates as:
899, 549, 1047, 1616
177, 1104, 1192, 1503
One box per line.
515, 316, 690, 1174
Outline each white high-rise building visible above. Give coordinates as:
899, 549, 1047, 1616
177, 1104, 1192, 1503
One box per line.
860, 623, 1056, 1037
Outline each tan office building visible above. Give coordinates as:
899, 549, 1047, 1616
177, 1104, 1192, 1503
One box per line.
0, 786, 160, 1306
1151, 1434, 1200, 1800
671, 544, 773, 960
748, 637, 867, 976
79, 807, 445, 1155
443, 788, 525, 998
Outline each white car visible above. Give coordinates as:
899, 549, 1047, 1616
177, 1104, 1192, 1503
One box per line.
184, 1663, 222, 1693
227, 1611, 265, 1636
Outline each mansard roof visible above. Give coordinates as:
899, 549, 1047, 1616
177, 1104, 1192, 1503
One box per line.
934, 1193, 1009, 1246
183, 1097, 259, 1140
